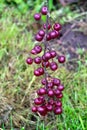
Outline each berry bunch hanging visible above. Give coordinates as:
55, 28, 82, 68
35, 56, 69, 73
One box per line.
26, 1, 66, 116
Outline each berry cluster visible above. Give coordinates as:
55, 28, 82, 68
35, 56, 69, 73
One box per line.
26, 5, 66, 116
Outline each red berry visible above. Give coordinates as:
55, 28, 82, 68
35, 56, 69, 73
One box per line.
50, 62, 58, 71
54, 89, 61, 96
34, 98, 43, 105
48, 89, 54, 97
53, 78, 60, 86
34, 69, 40, 76
44, 52, 52, 60
58, 56, 66, 63
54, 107, 62, 115
58, 84, 64, 91
48, 99, 54, 105
41, 78, 47, 85
46, 104, 53, 111
32, 106, 37, 112
26, 57, 33, 65
50, 31, 57, 39
41, 6, 48, 15
47, 82, 54, 88
42, 61, 49, 68
35, 34, 43, 42
57, 93, 63, 98
34, 13, 41, 21
37, 88, 46, 95
50, 50, 57, 58
37, 106, 47, 116
38, 30, 45, 37
31, 49, 37, 55
53, 23, 61, 31
46, 33, 51, 41
37, 67, 44, 75
55, 101, 62, 107
34, 56, 41, 64
43, 23, 51, 30
54, 30, 60, 37
34, 45, 42, 53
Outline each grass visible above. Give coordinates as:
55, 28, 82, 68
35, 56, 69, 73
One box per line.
0, 5, 87, 130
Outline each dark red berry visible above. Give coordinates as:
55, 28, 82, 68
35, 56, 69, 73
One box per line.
58, 56, 66, 63
48, 89, 54, 97
53, 23, 61, 31
41, 6, 48, 15
50, 62, 58, 71
46, 33, 51, 41
26, 57, 33, 65
34, 98, 43, 105
34, 13, 41, 21
44, 52, 51, 60
37, 88, 46, 95
41, 78, 47, 85
54, 89, 61, 96
42, 61, 49, 68
50, 50, 57, 58
34, 45, 42, 53
35, 34, 43, 42
46, 104, 53, 111
55, 101, 62, 107
57, 93, 63, 98
54, 30, 60, 37
58, 84, 64, 91
48, 99, 54, 105
42, 55, 48, 62
37, 106, 47, 116
54, 107, 62, 115
37, 67, 44, 75
34, 56, 41, 64
34, 69, 40, 76
50, 31, 57, 39
47, 82, 54, 88
38, 30, 45, 37
31, 49, 37, 55
53, 78, 60, 86
32, 106, 37, 112
43, 23, 51, 30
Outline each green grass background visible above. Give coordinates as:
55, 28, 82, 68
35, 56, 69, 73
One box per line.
0, 4, 87, 130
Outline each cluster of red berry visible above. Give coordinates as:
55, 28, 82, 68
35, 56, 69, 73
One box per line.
26, 5, 65, 116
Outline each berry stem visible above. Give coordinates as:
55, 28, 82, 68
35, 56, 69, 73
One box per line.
43, 0, 49, 90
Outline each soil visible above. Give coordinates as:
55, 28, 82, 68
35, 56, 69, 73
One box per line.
51, 22, 87, 71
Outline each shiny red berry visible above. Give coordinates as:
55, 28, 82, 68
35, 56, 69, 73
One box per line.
32, 106, 37, 112
42, 61, 49, 68
53, 78, 60, 86
43, 23, 51, 30
50, 50, 57, 58
48, 89, 54, 97
50, 62, 58, 71
50, 31, 57, 39
46, 33, 51, 41
37, 88, 46, 95
26, 57, 33, 65
37, 67, 44, 75
41, 6, 48, 15
58, 84, 64, 91
34, 56, 41, 64
38, 30, 45, 37
46, 104, 53, 111
35, 34, 43, 42
54, 107, 62, 115
34, 69, 40, 76
34, 13, 41, 21
53, 23, 61, 31
34, 45, 42, 53
58, 56, 66, 63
